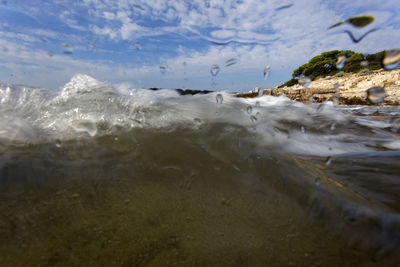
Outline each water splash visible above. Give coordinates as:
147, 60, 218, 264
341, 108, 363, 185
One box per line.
210, 64, 220, 76
366, 86, 386, 104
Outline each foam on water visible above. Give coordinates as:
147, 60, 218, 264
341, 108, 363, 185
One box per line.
1, 74, 398, 157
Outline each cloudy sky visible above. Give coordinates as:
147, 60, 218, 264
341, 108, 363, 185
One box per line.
0, 0, 399, 92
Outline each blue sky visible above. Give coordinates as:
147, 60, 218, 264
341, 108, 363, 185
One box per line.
0, 0, 399, 92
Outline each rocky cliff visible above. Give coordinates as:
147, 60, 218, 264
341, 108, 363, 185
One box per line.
236, 69, 400, 105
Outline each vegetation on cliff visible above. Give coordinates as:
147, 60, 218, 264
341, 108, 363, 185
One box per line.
279, 50, 384, 87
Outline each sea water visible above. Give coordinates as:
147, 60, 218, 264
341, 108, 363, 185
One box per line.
0, 74, 399, 266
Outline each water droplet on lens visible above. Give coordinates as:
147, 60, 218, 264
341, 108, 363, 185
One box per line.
383, 49, 400, 70
328, 15, 374, 29
55, 140, 62, 148
313, 177, 321, 186
210, 64, 220, 76
255, 101, 260, 107
333, 83, 340, 91
159, 65, 167, 74
295, 74, 311, 87
316, 103, 324, 112
246, 105, 253, 115
390, 117, 400, 129
360, 60, 369, 67
250, 115, 257, 123
324, 63, 333, 70
47, 51, 54, 57
263, 66, 270, 79
225, 58, 237, 67
309, 94, 314, 103
60, 43, 71, 48
332, 95, 340, 106
345, 15, 375, 27
366, 86, 385, 104
216, 94, 223, 104
325, 156, 332, 165
134, 41, 142, 51
87, 42, 94, 51
301, 126, 305, 133
336, 55, 347, 69
258, 88, 264, 97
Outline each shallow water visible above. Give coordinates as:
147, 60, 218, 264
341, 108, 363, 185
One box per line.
0, 75, 399, 266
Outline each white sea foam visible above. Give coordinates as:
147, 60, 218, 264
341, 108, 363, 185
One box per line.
1, 74, 399, 156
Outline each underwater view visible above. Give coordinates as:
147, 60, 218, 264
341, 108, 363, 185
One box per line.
1, 0, 400, 266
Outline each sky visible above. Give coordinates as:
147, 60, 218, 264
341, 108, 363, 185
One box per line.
0, 0, 399, 92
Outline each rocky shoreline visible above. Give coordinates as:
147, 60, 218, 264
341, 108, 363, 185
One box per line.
236, 69, 400, 105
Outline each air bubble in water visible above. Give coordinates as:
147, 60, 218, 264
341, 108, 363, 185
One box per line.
301, 126, 305, 133
210, 64, 220, 76
250, 115, 257, 123
336, 55, 347, 69
263, 66, 270, 79
295, 74, 311, 87
216, 94, 223, 104
246, 105, 253, 115
225, 58, 237, 67
325, 156, 332, 165
159, 65, 167, 74
383, 49, 400, 70
135, 41, 142, 51
366, 86, 385, 104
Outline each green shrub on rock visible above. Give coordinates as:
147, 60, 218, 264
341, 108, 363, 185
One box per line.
280, 50, 385, 87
